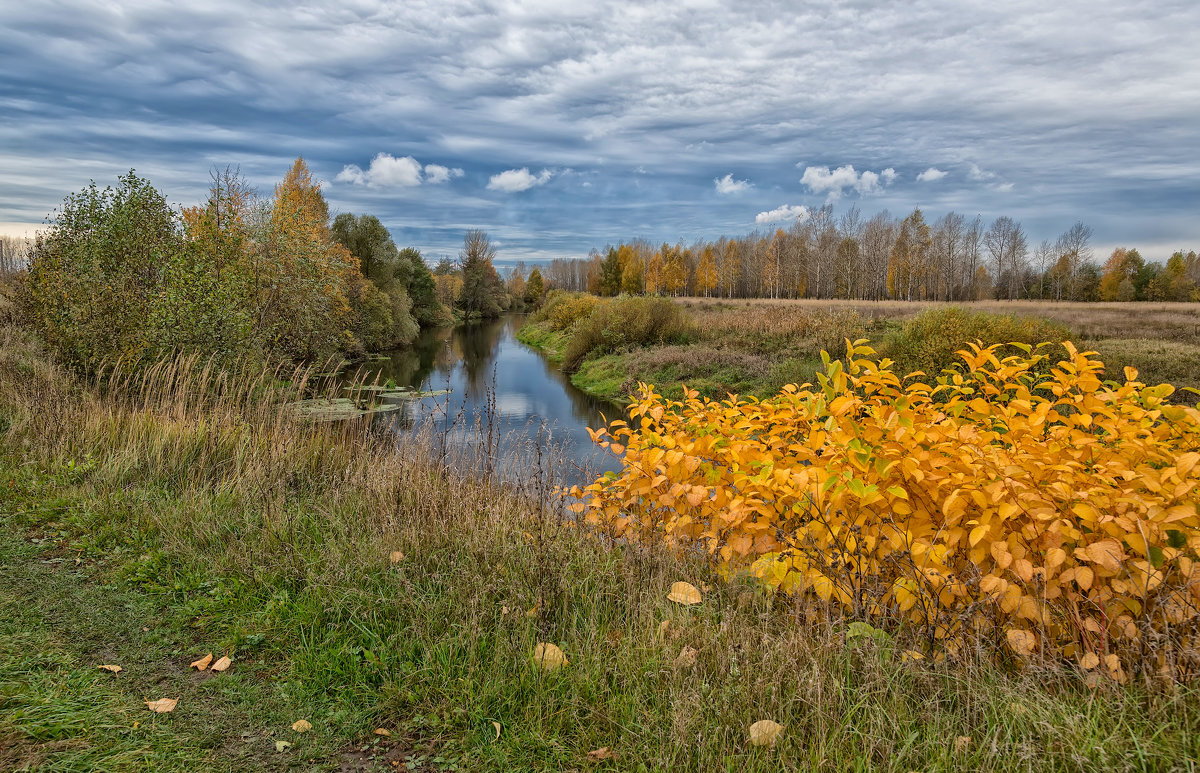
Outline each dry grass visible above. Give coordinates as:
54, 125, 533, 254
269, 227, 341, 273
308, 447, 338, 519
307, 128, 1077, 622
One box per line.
679, 297, 1200, 345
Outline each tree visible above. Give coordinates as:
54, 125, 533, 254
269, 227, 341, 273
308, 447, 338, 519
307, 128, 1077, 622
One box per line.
598, 247, 622, 296
27, 171, 188, 368
525, 267, 545, 306
984, 216, 1028, 300
331, 212, 420, 346
455, 229, 502, 320
694, 246, 718, 297
1099, 248, 1144, 301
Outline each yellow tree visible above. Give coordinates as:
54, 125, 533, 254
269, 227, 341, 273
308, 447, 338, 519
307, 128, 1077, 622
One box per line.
646, 251, 664, 295
264, 158, 361, 359
662, 243, 688, 296
694, 246, 718, 297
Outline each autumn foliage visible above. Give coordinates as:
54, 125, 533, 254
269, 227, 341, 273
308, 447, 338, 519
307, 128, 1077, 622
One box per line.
573, 341, 1200, 680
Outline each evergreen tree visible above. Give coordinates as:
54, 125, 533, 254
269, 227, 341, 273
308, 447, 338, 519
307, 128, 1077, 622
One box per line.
525, 267, 545, 306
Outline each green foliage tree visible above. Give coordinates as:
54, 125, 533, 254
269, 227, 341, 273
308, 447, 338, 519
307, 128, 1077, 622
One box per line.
455, 230, 503, 321
26, 171, 191, 369
525, 267, 545, 306
598, 247, 622, 296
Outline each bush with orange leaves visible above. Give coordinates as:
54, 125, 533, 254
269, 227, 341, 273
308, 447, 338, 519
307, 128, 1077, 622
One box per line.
571, 341, 1200, 682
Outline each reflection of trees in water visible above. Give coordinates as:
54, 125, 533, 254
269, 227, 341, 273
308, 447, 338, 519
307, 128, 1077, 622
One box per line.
453, 318, 505, 396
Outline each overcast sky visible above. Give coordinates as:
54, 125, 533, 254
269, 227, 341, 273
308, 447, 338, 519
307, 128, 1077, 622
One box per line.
3, 0, 1198, 264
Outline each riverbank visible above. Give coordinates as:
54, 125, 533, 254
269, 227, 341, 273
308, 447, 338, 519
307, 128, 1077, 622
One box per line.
519, 295, 1200, 404
3, 321, 1200, 770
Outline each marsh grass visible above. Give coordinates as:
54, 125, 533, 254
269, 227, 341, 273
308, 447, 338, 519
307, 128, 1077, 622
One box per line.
2, 324, 1200, 770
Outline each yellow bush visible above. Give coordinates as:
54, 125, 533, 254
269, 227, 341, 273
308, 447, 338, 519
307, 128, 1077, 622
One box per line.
572, 341, 1200, 681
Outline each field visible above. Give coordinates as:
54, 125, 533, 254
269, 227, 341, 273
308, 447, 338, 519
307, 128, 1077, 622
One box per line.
4, 296, 1200, 771
521, 296, 1200, 404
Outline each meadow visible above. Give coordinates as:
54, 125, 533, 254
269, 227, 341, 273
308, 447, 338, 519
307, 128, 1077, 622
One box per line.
519, 294, 1200, 404
3, 274, 1200, 771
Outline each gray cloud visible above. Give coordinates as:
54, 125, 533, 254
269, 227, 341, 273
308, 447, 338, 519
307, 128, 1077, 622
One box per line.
0, 0, 1197, 258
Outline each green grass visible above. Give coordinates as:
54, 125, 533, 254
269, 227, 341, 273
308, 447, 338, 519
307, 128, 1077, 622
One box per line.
4, 326, 1200, 771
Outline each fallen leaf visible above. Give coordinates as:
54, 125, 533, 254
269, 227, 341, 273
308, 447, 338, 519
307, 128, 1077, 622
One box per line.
141, 626, 149, 632
1080, 652, 1100, 670
146, 697, 178, 713
292, 719, 312, 733
586, 747, 616, 761
375, 728, 391, 737
189, 653, 213, 671
491, 721, 501, 741
389, 550, 405, 564
674, 646, 698, 668
97, 664, 123, 673
1006, 628, 1036, 657
526, 603, 541, 618
275, 740, 291, 752
667, 581, 702, 606
749, 719, 783, 747
658, 620, 671, 639
954, 735, 971, 754
901, 650, 925, 663
533, 642, 568, 671
211, 656, 232, 672
501, 605, 511, 615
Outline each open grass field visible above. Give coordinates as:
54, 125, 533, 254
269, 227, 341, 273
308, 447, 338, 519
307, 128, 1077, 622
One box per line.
4, 313, 1200, 771
521, 295, 1200, 404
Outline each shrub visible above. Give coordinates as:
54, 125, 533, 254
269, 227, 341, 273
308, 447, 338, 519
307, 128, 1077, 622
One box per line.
530, 290, 601, 332
574, 341, 1200, 681
562, 296, 692, 372
882, 307, 1072, 377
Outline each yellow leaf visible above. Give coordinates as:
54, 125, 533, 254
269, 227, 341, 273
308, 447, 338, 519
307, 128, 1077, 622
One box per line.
211, 656, 232, 672
533, 642, 567, 671
954, 735, 971, 754
901, 650, 925, 663
291, 720, 312, 733
658, 620, 671, 639
491, 722, 500, 741
1080, 652, 1100, 670
1006, 628, 1036, 657
389, 550, 405, 564
275, 740, 291, 752
97, 664, 123, 674
667, 581, 703, 605
189, 653, 213, 671
1082, 539, 1125, 573
146, 697, 178, 713
675, 646, 698, 668
749, 719, 784, 747
586, 746, 616, 761
375, 728, 392, 737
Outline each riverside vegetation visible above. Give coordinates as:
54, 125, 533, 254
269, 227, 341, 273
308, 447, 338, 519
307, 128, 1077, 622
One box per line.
4, 275, 1200, 772
518, 292, 1200, 404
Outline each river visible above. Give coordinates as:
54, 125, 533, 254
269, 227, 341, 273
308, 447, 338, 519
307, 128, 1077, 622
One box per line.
348, 315, 623, 488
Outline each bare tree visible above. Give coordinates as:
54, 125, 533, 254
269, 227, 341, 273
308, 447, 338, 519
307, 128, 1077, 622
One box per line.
984, 216, 1028, 299
0, 235, 31, 275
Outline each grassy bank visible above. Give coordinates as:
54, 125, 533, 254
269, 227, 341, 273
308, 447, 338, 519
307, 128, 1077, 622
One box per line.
519, 294, 1200, 404
3, 320, 1200, 770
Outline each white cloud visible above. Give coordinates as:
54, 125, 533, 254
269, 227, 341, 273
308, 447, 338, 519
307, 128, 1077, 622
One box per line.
967, 163, 996, 181
755, 204, 810, 225
916, 167, 947, 182
487, 167, 553, 192
799, 164, 896, 200
714, 173, 752, 194
336, 153, 447, 187
423, 164, 464, 184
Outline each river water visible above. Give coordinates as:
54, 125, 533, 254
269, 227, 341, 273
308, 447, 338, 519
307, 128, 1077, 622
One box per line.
349, 315, 623, 488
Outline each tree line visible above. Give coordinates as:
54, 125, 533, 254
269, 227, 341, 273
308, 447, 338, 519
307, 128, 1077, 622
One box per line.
23, 161, 452, 371
539, 206, 1199, 303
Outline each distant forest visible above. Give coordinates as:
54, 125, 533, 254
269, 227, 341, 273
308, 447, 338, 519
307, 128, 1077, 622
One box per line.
538, 206, 1200, 303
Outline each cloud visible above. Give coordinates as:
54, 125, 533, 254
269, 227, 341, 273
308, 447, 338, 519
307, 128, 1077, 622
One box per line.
967, 163, 996, 181
799, 165, 897, 200
714, 173, 752, 194
336, 154, 464, 187
487, 168, 553, 192
755, 204, 810, 225
423, 164, 464, 184
917, 167, 946, 182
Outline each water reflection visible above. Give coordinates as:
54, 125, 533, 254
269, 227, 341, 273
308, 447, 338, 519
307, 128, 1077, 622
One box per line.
351, 316, 623, 488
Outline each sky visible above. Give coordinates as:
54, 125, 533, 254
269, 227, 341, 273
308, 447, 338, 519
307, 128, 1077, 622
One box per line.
2, 0, 1199, 267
